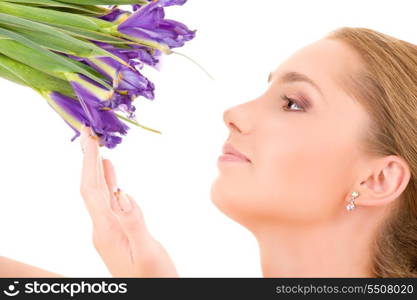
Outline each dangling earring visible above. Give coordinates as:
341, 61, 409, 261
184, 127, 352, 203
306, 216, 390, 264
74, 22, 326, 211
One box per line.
346, 191, 359, 211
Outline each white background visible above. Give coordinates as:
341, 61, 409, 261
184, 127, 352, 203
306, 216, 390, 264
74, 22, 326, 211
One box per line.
1, 0, 417, 277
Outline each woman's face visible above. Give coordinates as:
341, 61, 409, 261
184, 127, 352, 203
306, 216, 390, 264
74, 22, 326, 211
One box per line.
210, 38, 372, 229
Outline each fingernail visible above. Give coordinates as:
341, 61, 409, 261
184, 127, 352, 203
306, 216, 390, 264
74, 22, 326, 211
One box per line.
117, 190, 132, 213
113, 187, 120, 197
88, 127, 96, 137
80, 129, 87, 154
88, 128, 101, 143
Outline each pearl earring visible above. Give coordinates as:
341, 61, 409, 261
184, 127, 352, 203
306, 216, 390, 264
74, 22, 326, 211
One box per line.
346, 191, 359, 211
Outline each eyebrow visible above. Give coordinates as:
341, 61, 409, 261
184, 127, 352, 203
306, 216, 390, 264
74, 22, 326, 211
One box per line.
268, 71, 324, 97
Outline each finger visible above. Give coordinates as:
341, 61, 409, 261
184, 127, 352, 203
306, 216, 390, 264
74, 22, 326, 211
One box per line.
81, 126, 100, 184
102, 158, 119, 212
80, 126, 113, 225
80, 124, 87, 153
113, 191, 151, 254
102, 158, 117, 192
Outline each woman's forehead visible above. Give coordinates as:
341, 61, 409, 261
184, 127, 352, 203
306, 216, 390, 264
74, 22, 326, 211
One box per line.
270, 39, 363, 99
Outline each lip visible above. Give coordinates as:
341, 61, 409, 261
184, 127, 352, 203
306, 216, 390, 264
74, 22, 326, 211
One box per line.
218, 143, 251, 163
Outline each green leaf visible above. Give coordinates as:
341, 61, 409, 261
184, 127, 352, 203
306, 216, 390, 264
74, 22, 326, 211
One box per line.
0, 1, 113, 32
115, 113, 162, 134
0, 14, 133, 65
0, 12, 134, 47
1, 0, 111, 15
64, 55, 110, 83
37, 6, 109, 17
0, 27, 112, 89
0, 13, 94, 56
10, 26, 81, 54
53, 0, 148, 5
9, 26, 130, 66
0, 60, 28, 86
46, 23, 137, 46
0, 53, 76, 97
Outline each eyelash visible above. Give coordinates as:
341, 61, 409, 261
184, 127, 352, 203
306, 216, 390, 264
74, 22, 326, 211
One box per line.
280, 95, 305, 112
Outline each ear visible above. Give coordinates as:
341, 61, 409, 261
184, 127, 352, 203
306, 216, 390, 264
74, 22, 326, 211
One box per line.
354, 155, 411, 207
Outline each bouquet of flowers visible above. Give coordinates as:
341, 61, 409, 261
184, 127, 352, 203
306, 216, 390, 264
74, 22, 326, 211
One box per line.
0, 0, 196, 148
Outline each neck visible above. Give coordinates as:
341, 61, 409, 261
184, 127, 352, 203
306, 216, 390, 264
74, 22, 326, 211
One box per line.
251, 209, 387, 277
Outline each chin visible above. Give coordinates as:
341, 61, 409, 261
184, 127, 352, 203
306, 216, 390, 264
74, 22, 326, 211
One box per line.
210, 177, 260, 229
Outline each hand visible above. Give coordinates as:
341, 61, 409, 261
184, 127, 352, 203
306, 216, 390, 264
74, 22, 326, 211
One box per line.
79, 126, 178, 277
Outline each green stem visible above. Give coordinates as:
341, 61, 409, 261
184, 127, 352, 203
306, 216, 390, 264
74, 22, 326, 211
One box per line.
171, 50, 214, 80
116, 113, 162, 135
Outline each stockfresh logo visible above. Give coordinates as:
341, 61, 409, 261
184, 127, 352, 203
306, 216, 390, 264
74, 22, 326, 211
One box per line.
3, 281, 20, 297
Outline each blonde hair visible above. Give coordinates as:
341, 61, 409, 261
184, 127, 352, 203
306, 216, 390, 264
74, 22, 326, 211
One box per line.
326, 27, 417, 277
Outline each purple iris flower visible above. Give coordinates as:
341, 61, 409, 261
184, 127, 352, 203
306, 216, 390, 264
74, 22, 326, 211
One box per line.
132, 4, 142, 11
112, 61, 155, 99
103, 92, 137, 119
92, 40, 162, 70
86, 56, 155, 99
63, 52, 155, 118
47, 91, 128, 148
71, 79, 129, 137
117, 0, 196, 49
99, 5, 131, 23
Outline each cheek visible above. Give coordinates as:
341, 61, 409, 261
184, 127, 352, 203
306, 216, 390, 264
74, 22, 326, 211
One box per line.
253, 131, 357, 223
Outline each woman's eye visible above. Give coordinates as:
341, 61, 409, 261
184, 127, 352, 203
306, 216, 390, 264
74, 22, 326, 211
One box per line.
280, 95, 304, 112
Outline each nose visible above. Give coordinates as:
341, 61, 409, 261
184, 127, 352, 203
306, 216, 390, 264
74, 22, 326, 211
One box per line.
222, 102, 252, 135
